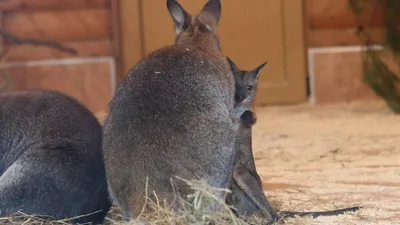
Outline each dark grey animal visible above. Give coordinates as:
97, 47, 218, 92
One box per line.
225, 57, 361, 224
0, 90, 111, 224
103, 0, 238, 219
224, 57, 280, 221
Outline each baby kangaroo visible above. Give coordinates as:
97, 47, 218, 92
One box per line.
103, 0, 238, 219
0, 90, 111, 224
225, 57, 361, 224
224, 57, 280, 223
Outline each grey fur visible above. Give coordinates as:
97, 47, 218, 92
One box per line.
103, 0, 237, 219
224, 57, 279, 223
225, 58, 361, 224
226, 56, 267, 107
0, 90, 111, 224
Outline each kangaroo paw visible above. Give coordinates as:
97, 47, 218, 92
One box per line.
241, 110, 257, 127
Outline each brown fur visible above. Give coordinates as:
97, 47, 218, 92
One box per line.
103, 0, 238, 220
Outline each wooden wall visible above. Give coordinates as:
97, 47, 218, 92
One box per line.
1, 0, 389, 109
0, 0, 119, 114
306, 0, 385, 47
305, 0, 391, 104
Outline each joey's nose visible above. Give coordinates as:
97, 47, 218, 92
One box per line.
235, 93, 243, 103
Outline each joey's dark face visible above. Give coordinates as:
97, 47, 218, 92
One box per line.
234, 71, 259, 105
226, 57, 267, 107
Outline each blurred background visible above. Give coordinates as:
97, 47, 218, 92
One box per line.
0, 1, 399, 223
0, 0, 394, 116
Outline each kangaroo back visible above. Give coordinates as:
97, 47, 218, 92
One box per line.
103, 0, 237, 219
0, 90, 111, 224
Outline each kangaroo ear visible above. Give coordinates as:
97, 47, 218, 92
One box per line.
201, 0, 221, 23
252, 61, 268, 79
167, 0, 190, 33
226, 57, 238, 72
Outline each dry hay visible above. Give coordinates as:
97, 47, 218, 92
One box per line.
0, 211, 99, 225
0, 177, 333, 225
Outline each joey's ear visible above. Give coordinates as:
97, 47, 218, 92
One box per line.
167, 0, 190, 33
201, 0, 221, 24
226, 57, 238, 72
252, 61, 268, 79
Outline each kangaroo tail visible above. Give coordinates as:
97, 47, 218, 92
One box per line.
278, 206, 361, 218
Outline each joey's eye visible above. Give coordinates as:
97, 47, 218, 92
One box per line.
247, 85, 253, 91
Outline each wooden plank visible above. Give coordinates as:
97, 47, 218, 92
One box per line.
275, 0, 307, 104
5, 39, 111, 62
119, 0, 143, 79
307, 28, 385, 47
110, 0, 123, 83
3, 9, 111, 42
0, 11, 4, 55
121, 0, 307, 105
311, 50, 399, 104
0, 0, 109, 11
306, 0, 384, 29
0, 61, 112, 114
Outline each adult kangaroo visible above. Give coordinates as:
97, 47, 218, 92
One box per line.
103, 0, 237, 219
0, 90, 111, 224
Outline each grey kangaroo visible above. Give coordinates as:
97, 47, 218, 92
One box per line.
103, 0, 238, 219
0, 90, 111, 224
225, 57, 361, 224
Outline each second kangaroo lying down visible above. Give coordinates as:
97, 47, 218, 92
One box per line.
225, 57, 361, 224
0, 90, 111, 224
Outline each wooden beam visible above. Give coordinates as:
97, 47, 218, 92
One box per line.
3, 9, 111, 42
118, 0, 144, 82
308, 28, 385, 47
110, 0, 122, 85
306, 0, 384, 29
1, 60, 113, 114
5, 39, 111, 61
0, 0, 109, 11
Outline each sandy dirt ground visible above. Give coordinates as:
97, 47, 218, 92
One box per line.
252, 101, 400, 224
98, 101, 400, 224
